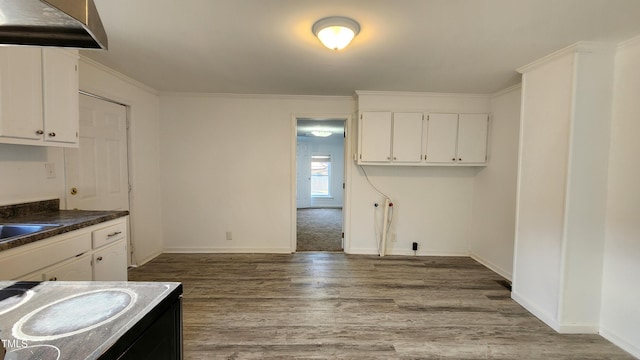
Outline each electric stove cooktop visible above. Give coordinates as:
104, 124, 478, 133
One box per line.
0, 281, 180, 360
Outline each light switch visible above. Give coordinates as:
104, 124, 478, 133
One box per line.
45, 163, 56, 179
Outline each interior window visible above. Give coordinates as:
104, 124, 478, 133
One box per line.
311, 155, 331, 197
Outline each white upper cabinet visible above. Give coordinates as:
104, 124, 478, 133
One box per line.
358, 110, 489, 166
0, 47, 43, 141
424, 113, 459, 163
424, 113, 489, 165
392, 112, 423, 163
0, 48, 79, 147
43, 48, 79, 145
359, 111, 424, 164
457, 113, 489, 164
359, 111, 392, 162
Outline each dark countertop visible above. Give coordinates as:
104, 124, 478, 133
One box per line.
0, 199, 129, 252
0, 281, 182, 359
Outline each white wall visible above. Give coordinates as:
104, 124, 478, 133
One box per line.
512, 43, 615, 333
469, 85, 521, 280
297, 134, 344, 208
600, 36, 640, 358
349, 92, 491, 255
159, 93, 353, 252
0, 145, 65, 206
79, 57, 164, 265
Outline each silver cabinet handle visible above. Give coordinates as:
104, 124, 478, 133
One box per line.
36, 130, 44, 135
48, 132, 56, 137
107, 231, 122, 237
97, 256, 103, 262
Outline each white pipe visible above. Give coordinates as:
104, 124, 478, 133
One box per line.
380, 198, 390, 256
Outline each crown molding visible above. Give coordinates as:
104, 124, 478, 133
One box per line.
517, 41, 614, 74
159, 91, 353, 102
354, 90, 490, 99
79, 55, 159, 95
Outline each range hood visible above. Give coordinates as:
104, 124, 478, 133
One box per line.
0, 0, 108, 49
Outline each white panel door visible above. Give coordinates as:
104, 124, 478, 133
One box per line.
392, 112, 423, 163
42, 49, 79, 145
65, 94, 129, 211
359, 111, 392, 162
0, 47, 43, 140
296, 141, 311, 208
457, 114, 489, 164
425, 113, 459, 163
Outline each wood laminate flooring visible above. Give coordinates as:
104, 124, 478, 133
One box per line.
128, 253, 632, 359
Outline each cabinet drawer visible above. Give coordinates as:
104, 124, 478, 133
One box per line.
93, 221, 126, 249
0, 232, 91, 280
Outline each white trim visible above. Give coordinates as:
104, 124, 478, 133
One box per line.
491, 83, 522, 98
512, 291, 561, 332
354, 90, 491, 99
78, 56, 159, 95
163, 247, 292, 254
517, 42, 609, 74
470, 253, 512, 281
556, 323, 599, 334
134, 250, 163, 266
160, 91, 353, 101
346, 248, 469, 256
617, 34, 640, 50
600, 327, 640, 359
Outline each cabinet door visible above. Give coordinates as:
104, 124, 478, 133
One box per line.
0, 47, 43, 141
425, 113, 458, 163
93, 240, 128, 281
42, 49, 79, 145
43, 254, 92, 281
457, 114, 489, 164
359, 112, 392, 163
392, 112, 423, 163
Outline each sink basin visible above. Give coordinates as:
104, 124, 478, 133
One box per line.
0, 224, 59, 241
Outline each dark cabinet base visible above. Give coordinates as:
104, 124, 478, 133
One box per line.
100, 286, 183, 360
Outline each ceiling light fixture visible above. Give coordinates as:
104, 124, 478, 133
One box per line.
311, 130, 332, 137
312, 16, 360, 51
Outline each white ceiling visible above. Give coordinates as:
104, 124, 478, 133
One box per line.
82, 0, 640, 96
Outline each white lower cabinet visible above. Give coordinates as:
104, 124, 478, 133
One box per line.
0, 217, 128, 281
43, 254, 92, 281
93, 240, 127, 281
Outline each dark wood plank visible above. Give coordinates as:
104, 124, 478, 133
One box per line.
128, 253, 633, 359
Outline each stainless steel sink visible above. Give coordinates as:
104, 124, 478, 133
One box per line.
0, 224, 60, 241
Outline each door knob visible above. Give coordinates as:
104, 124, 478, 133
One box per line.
70, 187, 78, 195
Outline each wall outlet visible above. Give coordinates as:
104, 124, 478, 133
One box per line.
45, 163, 56, 179
225, 231, 233, 241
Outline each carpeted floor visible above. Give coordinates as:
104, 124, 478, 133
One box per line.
296, 208, 343, 251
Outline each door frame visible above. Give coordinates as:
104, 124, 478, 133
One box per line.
71, 91, 134, 265
290, 113, 353, 253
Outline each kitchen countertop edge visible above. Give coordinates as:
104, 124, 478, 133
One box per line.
0, 210, 129, 252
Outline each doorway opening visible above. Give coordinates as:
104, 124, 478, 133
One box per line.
295, 118, 346, 252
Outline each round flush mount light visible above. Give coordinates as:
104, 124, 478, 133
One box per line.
312, 16, 360, 51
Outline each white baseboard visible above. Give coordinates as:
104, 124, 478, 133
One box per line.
346, 247, 468, 256
600, 327, 640, 358
163, 247, 292, 254
511, 290, 561, 332
469, 252, 512, 281
557, 323, 599, 334
135, 250, 163, 266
